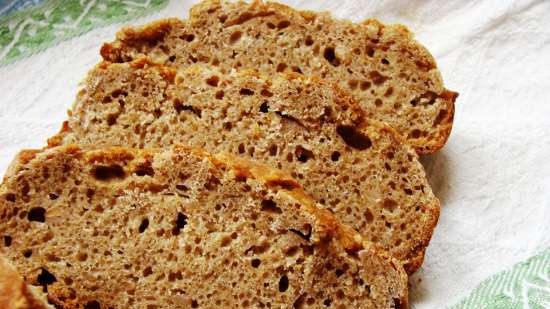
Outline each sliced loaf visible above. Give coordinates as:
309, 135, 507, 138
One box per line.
0, 144, 408, 309
49, 58, 439, 273
100, 0, 458, 154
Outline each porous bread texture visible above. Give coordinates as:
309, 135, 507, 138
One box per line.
100, 0, 458, 154
49, 59, 439, 273
0, 255, 53, 309
0, 144, 408, 309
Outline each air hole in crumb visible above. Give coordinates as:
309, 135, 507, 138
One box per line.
278, 275, 289, 292
277, 20, 290, 29
267, 22, 275, 29
206, 75, 219, 87
230, 31, 242, 43
23, 249, 32, 258
331, 151, 340, 162
77, 252, 88, 262
28, 207, 46, 222
107, 113, 119, 126
348, 79, 358, 90
261, 199, 282, 214
4, 235, 12, 247
4, 193, 15, 202
409, 129, 422, 139
364, 209, 374, 223
292, 66, 303, 74
323, 299, 332, 306
191, 300, 199, 308
139, 218, 149, 233
360, 81, 371, 90
375, 98, 383, 107
215, 90, 225, 100
276, 63, 287, 72
84, 300, 101, 309
135, 164, 154, 177
393, 298, 402, 309
239, 88, 254, 96
261, 89, 273, 97
336, 125, 372, 150
323, 47, 340, 66
251, 258, 261, 268
369, 71, 389, 85
381, 58, 390, 65
172, 212, 188, 236
295, 146, 314, 163
366, 46, 375, 57
268, 144, 278, 156
37, 268, 56, 291
383, 199, 397, 212
260, 102, 269, 113
238, 143, 245, 154
143, 266, 153, 277
49, 193, 59, 200
185, 34, 195, 42
289, 224, 312, 241
168, 55, 176, 62
92, 165, 125, 181
305, 35, 313, 46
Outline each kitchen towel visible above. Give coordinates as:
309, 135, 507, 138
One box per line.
0, 1, 549, 308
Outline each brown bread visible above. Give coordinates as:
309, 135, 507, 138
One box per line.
0, 144, 408, 309
100, 0, 458, 154
49, 59, 439, 273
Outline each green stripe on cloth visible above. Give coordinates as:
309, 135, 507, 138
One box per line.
0, 0, 168, 66
449, 248, 550, 309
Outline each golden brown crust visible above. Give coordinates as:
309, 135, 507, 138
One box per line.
100, 0, 457, 154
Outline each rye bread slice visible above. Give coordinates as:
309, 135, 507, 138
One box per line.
0, 144, 408, 309
100, 0, 458, 154
49, 58, 439, 273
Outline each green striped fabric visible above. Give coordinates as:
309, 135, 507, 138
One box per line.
450, 248, 550, 309
0, 0, 168, 66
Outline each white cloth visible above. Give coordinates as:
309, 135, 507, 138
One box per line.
0, 1, 548, 308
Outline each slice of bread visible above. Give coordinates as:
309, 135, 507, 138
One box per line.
100, 0, 458, 154
0, 144, 408, 309
0, 255, 53, 309
49, 58, 439, 273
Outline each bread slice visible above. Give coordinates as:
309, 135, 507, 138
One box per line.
0, 255, 53, 309
0, 144, 408, 309
100, 0, 458, 154
49, 58, 439, 273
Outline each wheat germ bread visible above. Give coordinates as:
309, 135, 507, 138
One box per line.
0, 255, 53, 309
49, 59, 439, 273
100, 0, 458, 154
0, 144, 408, 309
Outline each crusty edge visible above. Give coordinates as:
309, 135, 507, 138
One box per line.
359, 120, 441, 273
